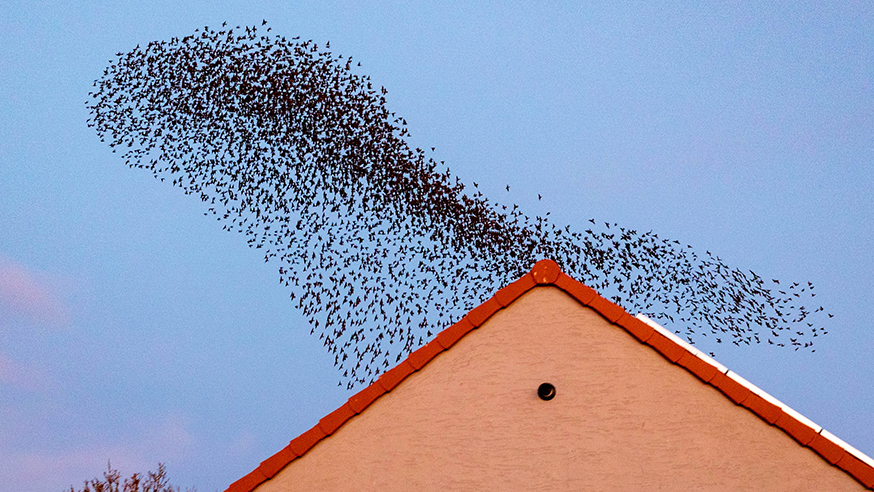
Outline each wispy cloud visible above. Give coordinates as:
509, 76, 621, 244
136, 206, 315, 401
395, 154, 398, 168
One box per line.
145, 414, 195, 459
8, 444, 152, 492
0, 353, 47, 391
0, 254, 71, 328
229, 428, 257, 457
0, 414, 195, 492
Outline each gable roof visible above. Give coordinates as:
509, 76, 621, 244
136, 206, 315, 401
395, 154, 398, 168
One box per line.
227, 259, 874, 491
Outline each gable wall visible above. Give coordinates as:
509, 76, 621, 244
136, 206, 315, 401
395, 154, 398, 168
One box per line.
257, 286, 863, 491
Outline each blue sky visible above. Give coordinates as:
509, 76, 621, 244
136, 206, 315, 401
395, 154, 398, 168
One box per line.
1, 2, 872, 490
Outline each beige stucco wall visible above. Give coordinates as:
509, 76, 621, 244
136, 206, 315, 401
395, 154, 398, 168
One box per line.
257, 286, 862, 491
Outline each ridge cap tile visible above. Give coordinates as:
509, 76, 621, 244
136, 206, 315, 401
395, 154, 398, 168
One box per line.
752, 385, 788, 410
726, 371, 760, 394
614, 312, 635, 329
256, 445, 297, 479
775, 412, 819, 446
781, 404, 823, 433
225, 258, 874, 491
586, 295, 626, 323
619, 315, 656, 343
645, 331, 687, 363
638, 314, 701, 357
348, 383, 386, 414
836, 453, 874, 488
638, 312, 729, 375
676, 351, 719, 383
742, 394, 782, 424
531, 258, 561, 284
408, 340, 444, 370
435, 318, 475, 349
227, 469, 267, 492
822, 429, 874, 470
377, 360, 415, 392
694, 350, 729, 375
494, 275, 536, 307
465, 297, 502, 327
710, 371, 752, 405
809, 432, 848, 465
318, 403, 356, 436
554, 272, 598, 305
289, 426, 327, 457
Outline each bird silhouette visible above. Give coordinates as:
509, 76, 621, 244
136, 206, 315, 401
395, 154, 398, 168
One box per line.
87, 22, 831, 389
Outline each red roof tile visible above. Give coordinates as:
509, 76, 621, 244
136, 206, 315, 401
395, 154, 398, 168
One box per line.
620, 315, 656, 343
288, 426, 326, 456
839, 454, 874, 488
435, 318, 475, 349
465, 297, 502, 327
811, 433, 849, 465
348, 382, 386, 414
408, 340, 444, 370
376, 360, 415, 392
776, 412, 819, 446
742, 394, 782, 425
256, 445, 297, 479
494, 275, 535, 307
226, 259, 874, 491
227, 468, 267, 492
317, 403, 355, 436
554, 272, 597, 305
646, 331, 687, 363
711, 372, 753, 405
530, 257, 561, 284
587, 295, 626, 323
676, 351, 719, 383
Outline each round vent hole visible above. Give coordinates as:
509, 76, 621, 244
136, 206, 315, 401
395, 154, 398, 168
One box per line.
538, 382, 556, 401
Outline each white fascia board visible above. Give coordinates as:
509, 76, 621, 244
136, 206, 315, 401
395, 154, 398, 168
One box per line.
635, 314, 701, 356
820, 429, 874, 469
635, 313, 728, 374
630, 316, 874, 457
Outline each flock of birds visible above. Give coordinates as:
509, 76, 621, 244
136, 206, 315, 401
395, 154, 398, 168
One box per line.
88, 23, 830, 388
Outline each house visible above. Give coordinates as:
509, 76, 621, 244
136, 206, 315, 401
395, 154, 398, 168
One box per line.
227, 259, 874, 490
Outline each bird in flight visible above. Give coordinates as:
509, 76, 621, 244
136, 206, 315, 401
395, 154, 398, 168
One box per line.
87, 22, 831, 388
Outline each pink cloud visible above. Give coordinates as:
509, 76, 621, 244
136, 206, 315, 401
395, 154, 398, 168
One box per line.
7, 444, 152, 492
0, 254, 71, 327
0, 353, 46, 391
0, 414, 195, 492
146, 414, 195, 457
229, 429, 257, 456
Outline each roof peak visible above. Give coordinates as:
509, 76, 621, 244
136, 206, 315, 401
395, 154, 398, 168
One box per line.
227, 259, 874, 491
